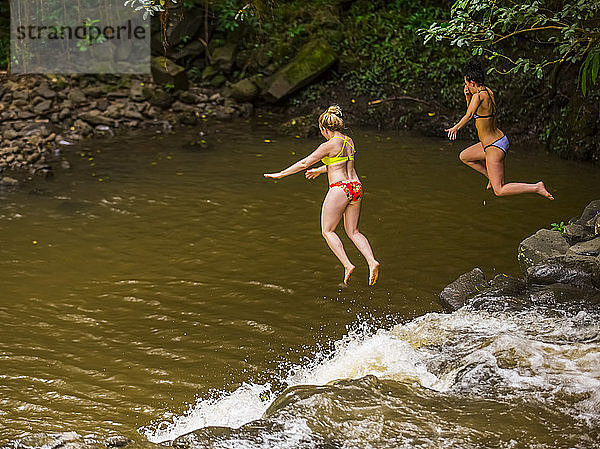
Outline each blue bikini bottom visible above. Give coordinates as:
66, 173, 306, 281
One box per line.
484, 135, 509, 153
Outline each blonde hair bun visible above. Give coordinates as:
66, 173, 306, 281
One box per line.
327, 105, 342, 117
318, 104, 344, 132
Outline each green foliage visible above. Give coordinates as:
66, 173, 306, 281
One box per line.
75, 18, 107, 52
164, 82, 175, 90
422, 0, 600, 95
214, 0, 242, 32
551, 221, 566, 234
580, 49, 600, 97
0, 34, 8, 71
337, 1, 467, 99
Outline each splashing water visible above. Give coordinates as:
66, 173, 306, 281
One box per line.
142, 306, 600, 446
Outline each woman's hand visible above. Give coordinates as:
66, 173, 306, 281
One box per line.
305, 168, 322, 180
445, 125, 459, 140
264, 172, 283, 179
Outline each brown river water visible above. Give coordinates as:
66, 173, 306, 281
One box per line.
1, 119, 599, 447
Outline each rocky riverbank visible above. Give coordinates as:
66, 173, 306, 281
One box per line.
440, 200, 600, 312
0, 72, 253, 187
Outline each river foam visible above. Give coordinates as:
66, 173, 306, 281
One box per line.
142, 306, 600, 445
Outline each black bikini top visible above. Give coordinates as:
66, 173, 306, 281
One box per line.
473, 87, 497, 120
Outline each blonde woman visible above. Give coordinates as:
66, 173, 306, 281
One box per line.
264, 105, 380, 286
446, 58, 554, 200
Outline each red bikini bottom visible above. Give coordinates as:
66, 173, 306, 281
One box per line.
329, 180, 363, 202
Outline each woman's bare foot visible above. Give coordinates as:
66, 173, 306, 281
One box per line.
344, 265, 355, 285
368, 261, 380, 286
536, 181, 554, 200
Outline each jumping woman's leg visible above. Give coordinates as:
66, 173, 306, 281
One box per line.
485, 147, 554, 199
343, 200, 380, 286
321, 187, 355, 284
459, 142, 489, 182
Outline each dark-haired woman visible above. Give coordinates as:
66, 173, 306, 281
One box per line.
264, 105, 380, 285
445, 60, 554, 200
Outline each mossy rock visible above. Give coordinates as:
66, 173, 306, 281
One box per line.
230, 78, 259, 102
151, 56, 189, 91
202, 65, 218, 81
211, 43, 237, 73
264, 38, 337, 102
210, 74, 226, 88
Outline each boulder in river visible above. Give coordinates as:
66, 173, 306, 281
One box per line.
263, 38, 337, 102
1, 432, 137, 449
526, 254, 600, 289
575, 199, 600, 227
564, 223, 594, 245
439, 267, 488, 310
517, 229, 569, 272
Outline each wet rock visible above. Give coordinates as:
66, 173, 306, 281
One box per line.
567, 237, 600, 258
4, 432, 80, 449
526, 254, 600, 289
78, 110, 114, 127
129, 84, 145, 101
96, 98, 109, 111
237, 102, 254, 118
517, 229, 569, 273
264, 38, 337, 102
33, 99, 53, 115
59, 107, 72, 120
35, 83, 57, 99
22, 123, 51, 138
123, 108, 145, 120
73, 119, 93, 137
230, 78, 260, 102
17, 110, 36, 119
479, 273, 528, 297
439, 267, 488, 310
12, 98, 29, 108
151, 56, 189, 91
94, 125, 114, 137
1, 176, 19, 186
179, 110, 199, 125
4, 129, 20, 140
576, 200, 600, 226
12, 90, 29, 101
105, 435, 132, 447
83, 86, 105, 98
178, 90, 202, 104
169, 40, 205, 61
564, 223, 594, 245
148, 89, 175, 109
107, 90, 130, 100
68, 88, 87, 105
2, 432, 136, 449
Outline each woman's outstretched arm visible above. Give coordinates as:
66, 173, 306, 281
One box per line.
445, 93, 481, 140
305, 165, 327, 179
264, 143, 330, 179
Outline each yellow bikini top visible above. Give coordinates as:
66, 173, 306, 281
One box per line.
321, 136, 356, 165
